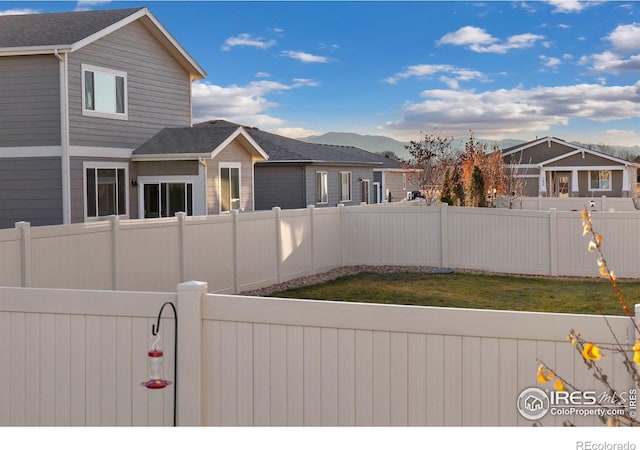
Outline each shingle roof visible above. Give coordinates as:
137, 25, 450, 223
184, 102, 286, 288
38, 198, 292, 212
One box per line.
0, 8, 143, 48
133, 119, 407, 168
133, 121, 239, 155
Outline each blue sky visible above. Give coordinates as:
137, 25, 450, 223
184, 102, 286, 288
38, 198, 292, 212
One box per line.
4, 1, 640, 146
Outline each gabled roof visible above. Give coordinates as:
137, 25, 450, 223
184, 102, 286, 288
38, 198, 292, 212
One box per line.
0, 7, 206, 79
503, 135, 635, 167
132, 121, 268, 160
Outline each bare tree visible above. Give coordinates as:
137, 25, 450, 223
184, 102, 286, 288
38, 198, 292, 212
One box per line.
403, 131, 458, 205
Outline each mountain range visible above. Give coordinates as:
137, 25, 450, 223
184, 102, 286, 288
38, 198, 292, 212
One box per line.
300, 132, 640, 162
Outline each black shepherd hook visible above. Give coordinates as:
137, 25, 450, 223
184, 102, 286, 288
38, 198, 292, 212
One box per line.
153, 301, 178, 427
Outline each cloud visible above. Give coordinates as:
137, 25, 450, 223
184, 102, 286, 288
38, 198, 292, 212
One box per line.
540, 55, 562, 68
0, 8, 40, 15
191, 78, 318, 126
222, 33, 276, 51
281, 50, 329, 63
384, 64, 487, 86
255, 72, 270, 78
543, 0, 593, 13
273, 127, 320, 139
603, 129, 637, 137
384, 82, 640, 138
605, 23, 640, 54
437, 26, 544, 53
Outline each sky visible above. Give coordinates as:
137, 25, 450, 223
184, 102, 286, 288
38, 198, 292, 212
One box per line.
3, 0, 640, 147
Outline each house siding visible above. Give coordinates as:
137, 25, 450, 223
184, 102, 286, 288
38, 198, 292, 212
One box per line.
0, 157, 62, 228
384, 171, 420, 202
254, 164, 306, 210
67, 20, 192, 149
305, 165, 374, 207
0, 55, 61, 147
206, 140, 255, 213
505, 141, 575, 165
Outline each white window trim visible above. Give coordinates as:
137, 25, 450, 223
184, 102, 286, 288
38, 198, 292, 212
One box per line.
137, 175, 204, 219
339, 171, 352, 203
219, 162, 242, 214
81, 64, 128, 121
316, 171, 328, 205
83, 161, 129, 221
361, 178, 370, 204
588, 170, 612, 192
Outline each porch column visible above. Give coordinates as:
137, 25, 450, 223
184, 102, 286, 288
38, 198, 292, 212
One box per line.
571, 170, 579, 194
538, 168, 547, 195
622, 167, 630, 193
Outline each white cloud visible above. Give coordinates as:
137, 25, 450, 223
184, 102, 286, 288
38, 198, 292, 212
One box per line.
384, 64, 487, 85
540, 55, 562, 68
255, 72, 270, 78
192, 78, 317, 126
272, 127, 320, 139
437, 26, 544, 54
269, 27, 284, 33
0, 8, 39, 15
222, 33, 276, 51
544, 0, 590, 13
603, 129, 637, 137
281, 50, 329, 63
384, 82, 640, 138
605, 23, 640, 54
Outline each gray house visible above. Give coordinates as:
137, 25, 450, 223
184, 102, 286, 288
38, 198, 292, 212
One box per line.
0, 8, 206, 227
503, 136, 638, 198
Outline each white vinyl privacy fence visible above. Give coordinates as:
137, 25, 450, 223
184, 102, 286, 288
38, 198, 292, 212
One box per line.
2, 204, 640, 292
1, 282, 637, 426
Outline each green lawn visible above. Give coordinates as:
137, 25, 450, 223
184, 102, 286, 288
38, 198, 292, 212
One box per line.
270, 272, 640, 316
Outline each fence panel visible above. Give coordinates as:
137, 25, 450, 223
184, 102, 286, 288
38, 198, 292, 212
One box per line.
0, 286, 177, 426
0, 228, 21, 287
201, 293, 636, 426
279, 209, 313, 282
237, 211, 278, 291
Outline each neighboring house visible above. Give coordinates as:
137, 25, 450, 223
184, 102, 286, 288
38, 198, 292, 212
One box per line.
132, 121, 269, 216
503, 136, 638, 198
0, 8, 206, 228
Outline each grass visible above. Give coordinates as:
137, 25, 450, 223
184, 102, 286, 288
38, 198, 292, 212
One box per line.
270, 272, 640, 316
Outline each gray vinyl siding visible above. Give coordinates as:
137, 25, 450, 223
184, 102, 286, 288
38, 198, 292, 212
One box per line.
305, 165, 374, 207
0, 55, 61, 147
254, 164, 306, 210
206, 141, 256, 213
0, 157, 62, 228
70, 157, 135, 223
384, 171, 419, 202
135, 160, 199, 177
68, 20, 192, 149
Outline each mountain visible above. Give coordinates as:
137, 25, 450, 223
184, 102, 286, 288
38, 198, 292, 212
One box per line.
301, 132, 409, 158
300, 132, 525, 159
301, 132, 640, 161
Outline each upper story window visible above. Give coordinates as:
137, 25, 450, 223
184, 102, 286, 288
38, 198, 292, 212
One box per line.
82, 64, 128, 120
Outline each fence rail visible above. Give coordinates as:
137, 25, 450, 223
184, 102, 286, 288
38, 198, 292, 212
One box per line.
3, 203, 640, 293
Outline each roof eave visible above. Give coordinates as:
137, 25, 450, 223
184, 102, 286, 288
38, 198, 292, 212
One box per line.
0, 44, 72, 56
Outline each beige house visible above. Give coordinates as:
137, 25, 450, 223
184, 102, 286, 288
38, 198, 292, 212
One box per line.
503, 136, 638, 198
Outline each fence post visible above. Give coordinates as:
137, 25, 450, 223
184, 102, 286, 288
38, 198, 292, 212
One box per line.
338, 204, 346, 266
635, 303, 639, 420
273, 207, 282, 283
110, 215, 119, 290
440, 203, 449, 268
308, 205, 316, 275
15, 221, 31, 287
549, 208, 558, 276
232, 210, 240, 294
537, 195, 543, 211
176, 280, 207, 426
601, 195, 607, 212
176, 212, 187, 283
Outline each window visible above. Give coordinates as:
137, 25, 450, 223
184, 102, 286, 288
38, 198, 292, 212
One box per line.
143, 183, 193, 218
220, 163, 241, 212
340, 172, 352, 202
82, 64, 127, 119
85, 164, 128, 218
589, 170, 611, 191
316, 172, 328, 204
